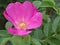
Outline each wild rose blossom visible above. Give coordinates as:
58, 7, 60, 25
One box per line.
3, 1, 42, 36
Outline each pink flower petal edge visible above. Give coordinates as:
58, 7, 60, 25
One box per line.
27, 12, 42, 29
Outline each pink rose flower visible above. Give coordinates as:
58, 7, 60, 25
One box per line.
3, 1, 42, 36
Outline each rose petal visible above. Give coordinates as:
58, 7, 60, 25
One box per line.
3, 11, 14, 24
23, 1, 38, 20
3, 11, 20, 29
8, 27, 32, 36
6, 2, 24, 21
27, 12, 42, 29
8, 27, 18, 35
17, 29, 32, 36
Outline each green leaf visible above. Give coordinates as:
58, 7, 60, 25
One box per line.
10, 35, 31, 45
40, 1, 54, 7
55, 34, 60, 40
10, 35, 23, 45
44, 22, 53, 37
41, 0, 55, 7
43, 15, 51, 23
31, 29, 44, 40
47, 37, 60, 45
57, 3, 60, 7
42, 0, 55, 4
41, 0, 58, 11
38, 8, 46, 14
33, 1, 41, 9
32, 38, 42, 45
23, 35, 31, 45
0, 30, 11, 37
33, 0, 55, 9
35, 0, 57, 11
44, 23, 50, 37
57, 8, 60, 15
5, 22, 13, 30
52, 16, 60, 32
0, 37, 10, 45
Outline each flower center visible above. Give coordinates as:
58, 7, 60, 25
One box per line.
19, 22, 26, 29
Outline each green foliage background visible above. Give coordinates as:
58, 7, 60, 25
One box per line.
0, 0, 60, 45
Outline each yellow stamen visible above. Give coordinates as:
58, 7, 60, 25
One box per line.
19, 22, 26, 29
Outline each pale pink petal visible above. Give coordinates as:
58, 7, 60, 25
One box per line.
23, 1, 38, 20
17, 30, 32, 36
8, 27, 18, 35
27, 12, 42, 29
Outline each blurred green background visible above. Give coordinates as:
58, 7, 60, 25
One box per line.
0, 0, 60, 45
